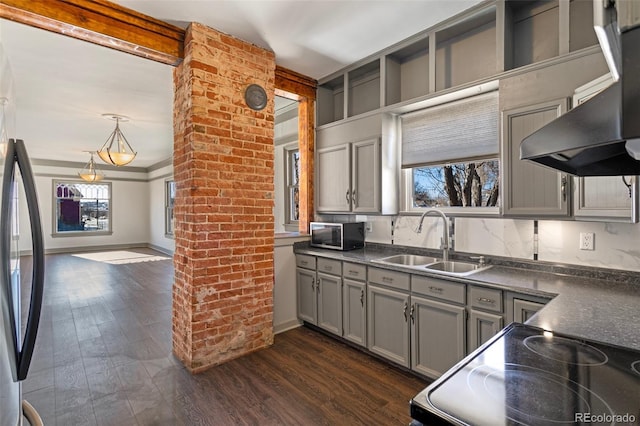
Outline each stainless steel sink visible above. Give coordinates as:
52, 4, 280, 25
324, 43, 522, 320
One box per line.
423, 261, 491, 276
372, 254, 440, 267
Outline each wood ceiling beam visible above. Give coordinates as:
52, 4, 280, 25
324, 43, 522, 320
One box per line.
0, 0, 185, 66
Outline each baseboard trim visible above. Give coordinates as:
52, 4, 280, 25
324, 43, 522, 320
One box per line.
20, 242, 174, 256
274, 319, 302, 334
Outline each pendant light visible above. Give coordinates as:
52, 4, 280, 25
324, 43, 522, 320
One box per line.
78, 151, 104, 182
97, 114, 136, 166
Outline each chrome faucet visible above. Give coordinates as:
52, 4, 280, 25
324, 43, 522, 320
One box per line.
415, 210, 450, 261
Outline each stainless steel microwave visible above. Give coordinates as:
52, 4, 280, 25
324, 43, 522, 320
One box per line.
309, 222, 365, 251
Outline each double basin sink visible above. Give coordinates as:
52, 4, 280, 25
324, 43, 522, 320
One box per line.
371, 254, 491, 277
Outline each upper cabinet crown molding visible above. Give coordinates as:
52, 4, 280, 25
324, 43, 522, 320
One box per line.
0, 0, 185, 65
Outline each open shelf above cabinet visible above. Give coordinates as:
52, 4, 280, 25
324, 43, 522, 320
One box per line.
435, 5, 497, 91
316, 0, 600, 127
348, 60, 381, 118
385, 37, 430, 106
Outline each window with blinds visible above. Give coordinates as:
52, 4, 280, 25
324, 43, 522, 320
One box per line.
400, 91, 500, 211
401, 91, 499, 168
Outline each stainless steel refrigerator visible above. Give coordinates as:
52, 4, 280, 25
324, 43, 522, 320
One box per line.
0, 137, 45, 425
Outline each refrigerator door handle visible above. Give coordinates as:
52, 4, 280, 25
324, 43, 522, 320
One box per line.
13, 139, 45, 381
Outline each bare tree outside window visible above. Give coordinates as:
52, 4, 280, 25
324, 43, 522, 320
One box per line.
413, 160, 500, 208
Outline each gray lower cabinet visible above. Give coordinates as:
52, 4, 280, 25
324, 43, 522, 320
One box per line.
317, 272, 342, 334
296, 266, 317, 324
411, 295, 465, 378
367, 284, 410, 367
505, 292, 551, 324
367, 267, 411, 366
467, 285, 504, 353
468, 310, 503, 352
343, 262, 367, 346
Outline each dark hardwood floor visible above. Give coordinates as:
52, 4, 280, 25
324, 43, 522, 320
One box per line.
21, 249, 429, 425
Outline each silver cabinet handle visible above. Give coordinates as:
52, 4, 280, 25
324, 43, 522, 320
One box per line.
351, 189, 357, 204
311, 278, 315, 292
429, 286, 443, 293
316, 278, 320, 293
403, 302, 408, 322
324, 266, 332, 271
382, 276, 393, 284
410, 304, 415, 324
300, 260, 308, 266
478, 297, 495, 304
561, 175, 567, 202
345, 189, 350, 204
348, 270, 358, 275
360, 289, 364, 307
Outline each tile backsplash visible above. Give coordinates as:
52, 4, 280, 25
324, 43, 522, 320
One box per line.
349, 214, 640, 273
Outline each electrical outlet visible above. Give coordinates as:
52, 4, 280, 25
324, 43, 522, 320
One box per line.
579, 232, 595, 250
365, 222, 373, 233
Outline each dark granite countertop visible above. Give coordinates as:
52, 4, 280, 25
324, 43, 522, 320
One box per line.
294, 242, 640, 351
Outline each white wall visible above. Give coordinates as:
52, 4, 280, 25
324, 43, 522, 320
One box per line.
17, 160, 173, 254
148, 163, 175, 254
356, 214, 640, 273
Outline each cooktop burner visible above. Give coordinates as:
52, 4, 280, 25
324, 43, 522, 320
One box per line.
523, 335, 608, 366
411, 324, 640, 426
468, 363, 613, 424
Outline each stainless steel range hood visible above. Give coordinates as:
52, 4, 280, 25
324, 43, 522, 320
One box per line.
520, 0, 640, 176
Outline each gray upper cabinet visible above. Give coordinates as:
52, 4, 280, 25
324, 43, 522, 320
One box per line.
572, 74, 639, 223
316, 144, 351, 212
316, 138, 381, 213
502, 98, 570, 217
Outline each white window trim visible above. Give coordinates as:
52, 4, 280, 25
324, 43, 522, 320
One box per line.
52, 179, 113, 237
283, 143, 299, 232
165, 179, 175, 238
400, 168, 501, 216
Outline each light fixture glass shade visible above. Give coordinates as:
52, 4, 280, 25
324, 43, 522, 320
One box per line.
97, 115, 137, 166
78, 152, 105, 182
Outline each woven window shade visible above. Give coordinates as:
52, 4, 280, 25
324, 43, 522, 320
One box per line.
401, 91, 499, 168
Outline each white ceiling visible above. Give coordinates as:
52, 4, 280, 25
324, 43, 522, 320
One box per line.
0, 0, 483, 167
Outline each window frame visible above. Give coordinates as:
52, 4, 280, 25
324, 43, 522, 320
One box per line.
52, 179, 113, 237
283, 144, 300, 232
165, 179, 175, 238
401, 158, 501, 216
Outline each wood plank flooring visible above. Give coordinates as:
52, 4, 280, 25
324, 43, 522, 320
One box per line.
21, 249, 429, 425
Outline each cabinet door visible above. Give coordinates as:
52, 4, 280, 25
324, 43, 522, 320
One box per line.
411, 296, 465, 379
343, 279, 366, 347
574, 176, 639, 222
502, 99, 570, 217
468, 310, 503, 353
367, 285, 410, 367
296, 267, 317, 324
317, 272, 342, 335
513, 299, 546, 323
351, 138, 381, 213
316, 144, 351, 212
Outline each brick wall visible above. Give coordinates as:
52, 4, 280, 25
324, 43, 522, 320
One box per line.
172, 22, 276, 372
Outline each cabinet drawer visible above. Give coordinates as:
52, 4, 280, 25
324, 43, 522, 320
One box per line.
412, 276, 465, 304
317, 258, 342, 275
469, 286, 503, 313
296, 255, 316, 270
368, 267, 409, 291
343, 262, 366, 281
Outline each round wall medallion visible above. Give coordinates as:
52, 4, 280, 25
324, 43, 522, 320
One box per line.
245, 84, 267, 111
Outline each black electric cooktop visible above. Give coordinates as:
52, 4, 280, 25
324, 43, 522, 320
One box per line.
410, 323, 640, 426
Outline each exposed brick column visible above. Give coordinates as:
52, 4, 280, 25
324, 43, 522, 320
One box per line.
172, 22, 276, 372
